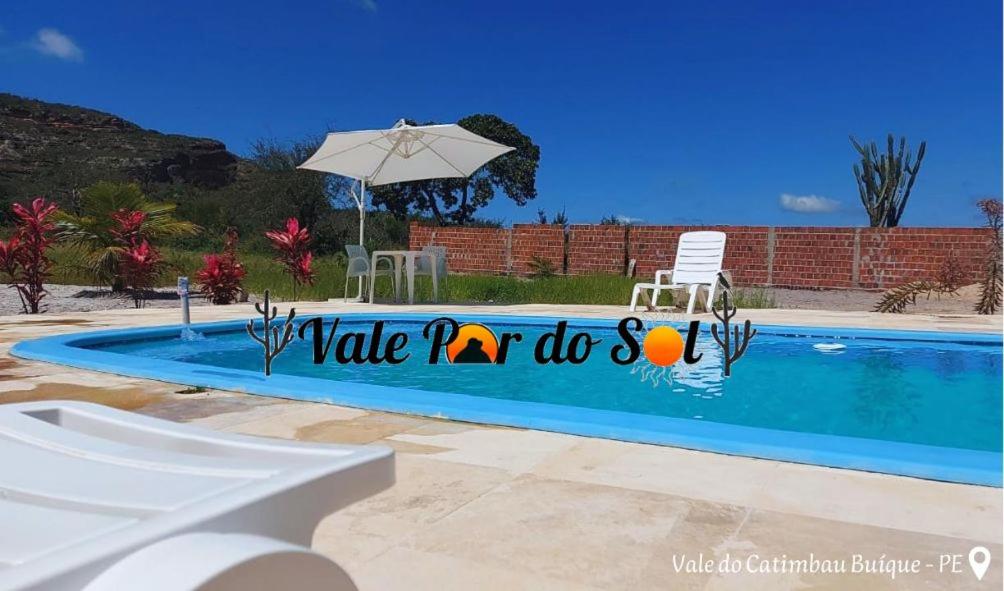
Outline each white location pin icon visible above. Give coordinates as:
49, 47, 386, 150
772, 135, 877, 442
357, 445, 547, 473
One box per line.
969, 546, 991, 581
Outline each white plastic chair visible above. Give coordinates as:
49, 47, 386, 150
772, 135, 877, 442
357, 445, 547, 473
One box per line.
413, 245, 447, 301
0, 400, 394, 591
344, 245, 395, 302
629, 231, 727, 314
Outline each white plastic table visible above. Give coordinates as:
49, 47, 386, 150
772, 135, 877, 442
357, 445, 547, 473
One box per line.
368, 250, 438, 305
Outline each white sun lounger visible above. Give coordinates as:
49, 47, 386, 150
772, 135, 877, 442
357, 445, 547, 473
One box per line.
0, 401, 394, 591
629, 231, 727, 314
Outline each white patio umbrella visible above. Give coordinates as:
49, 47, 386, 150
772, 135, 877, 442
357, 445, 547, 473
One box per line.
298, 119, 515, 248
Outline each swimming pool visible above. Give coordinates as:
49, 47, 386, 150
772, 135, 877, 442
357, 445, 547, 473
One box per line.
12, 314, 1002, 486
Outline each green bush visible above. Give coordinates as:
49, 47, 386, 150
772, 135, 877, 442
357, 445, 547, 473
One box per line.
55, 182, 199, 289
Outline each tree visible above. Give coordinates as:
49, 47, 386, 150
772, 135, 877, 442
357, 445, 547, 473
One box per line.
244, 137, 350, 231
370, 114, 540, 225
182, 136, 350, 253
56, 181, 199, 290
537, 207, 568, 228
600, 214, 635, 226
851, 134, 926, 227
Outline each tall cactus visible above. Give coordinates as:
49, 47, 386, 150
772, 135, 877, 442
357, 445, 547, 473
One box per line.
711, 290, 757, 377
851, 134, 926, 227
245, 290, 297, 376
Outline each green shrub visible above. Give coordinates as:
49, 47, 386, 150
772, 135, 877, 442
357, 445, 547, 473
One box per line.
527, 256, 557, 278
730, 287, 776, 309
47, 246, 780, 308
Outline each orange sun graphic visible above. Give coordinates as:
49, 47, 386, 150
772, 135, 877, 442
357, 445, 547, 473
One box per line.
643, 325, 684, 367
446, 323, 499, 364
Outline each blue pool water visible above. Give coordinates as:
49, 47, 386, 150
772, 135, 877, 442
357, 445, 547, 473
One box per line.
11, 314, 1003, 485
89, 317, 1001, 452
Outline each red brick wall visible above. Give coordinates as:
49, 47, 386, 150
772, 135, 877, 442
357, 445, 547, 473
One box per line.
721, 226, 773, 286
771, 228, 857, 289
409, 222, 993, 289
629, 225, 687, 278
857, 227, 990, 289
409, 223, 509, 275
567, 225, 627, 275
512, 224, 564, 276
409, 224, 434, 252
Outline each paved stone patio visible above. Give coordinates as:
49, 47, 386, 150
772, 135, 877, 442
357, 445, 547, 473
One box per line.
0, 302, 1000, 590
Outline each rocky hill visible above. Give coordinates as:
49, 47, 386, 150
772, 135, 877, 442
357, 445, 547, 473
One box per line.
0, 93, 239, 199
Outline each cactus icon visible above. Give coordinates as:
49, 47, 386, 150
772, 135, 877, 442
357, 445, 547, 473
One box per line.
710, 289, 757, 377
245, 290, 297, 376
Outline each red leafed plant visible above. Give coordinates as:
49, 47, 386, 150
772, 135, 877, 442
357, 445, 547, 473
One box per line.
119, 240, 162, 309
0, 198, 59, 314
109, 209, 147, 245
265, 217, 315, 300
111, 209, 163, 308
196, 227, 247, 305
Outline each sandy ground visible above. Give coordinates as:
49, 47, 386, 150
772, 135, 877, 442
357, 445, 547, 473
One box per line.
0, 284, 210, 316
770, 283, 993, 314
0, 282, 995, 317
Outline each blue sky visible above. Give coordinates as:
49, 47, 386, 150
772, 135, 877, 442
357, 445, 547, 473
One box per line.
2, 0, 1001, 226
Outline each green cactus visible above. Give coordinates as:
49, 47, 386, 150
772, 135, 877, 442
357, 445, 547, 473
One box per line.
851, 134, 926, 227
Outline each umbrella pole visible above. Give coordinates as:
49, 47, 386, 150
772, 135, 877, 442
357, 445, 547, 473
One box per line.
356, 178, 366, 300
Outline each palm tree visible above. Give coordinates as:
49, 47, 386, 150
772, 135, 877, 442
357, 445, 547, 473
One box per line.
56, 181, 200, 290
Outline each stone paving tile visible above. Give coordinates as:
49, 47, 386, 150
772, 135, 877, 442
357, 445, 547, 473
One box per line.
294, 412, 431, 445
402, 419, 495, 436
222, 403, 379, 440
701, 509, 1003, 590
638, 502, 751, 591
4, 370, 141, 389
379, 438, 452, 455
0, 382, 167, 410
750, 461, 1003, 543
402, 474, 693, 591
530, 438, 779, 507
390, 427, 580, 474
350, 547, 609, 591
314, 454, 512, 560
183, 397, 306, 430
141, 390, 284, 423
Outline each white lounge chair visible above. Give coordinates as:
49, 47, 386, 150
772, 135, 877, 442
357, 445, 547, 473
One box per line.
0, 400, 394, 591
629, 231, 727, 314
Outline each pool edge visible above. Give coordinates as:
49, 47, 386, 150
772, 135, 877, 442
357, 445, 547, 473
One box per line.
10, 313, 1003, 488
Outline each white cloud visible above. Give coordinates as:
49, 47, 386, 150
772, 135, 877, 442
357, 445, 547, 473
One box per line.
615, 214, 644, 225
779, 193, 840, 214
33, 28, 83, 61
350, 0, 378, 11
